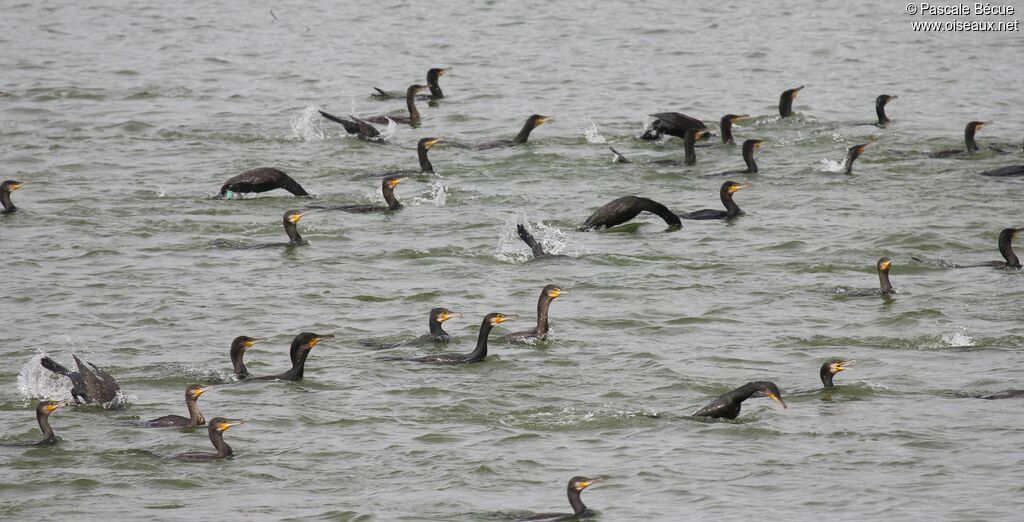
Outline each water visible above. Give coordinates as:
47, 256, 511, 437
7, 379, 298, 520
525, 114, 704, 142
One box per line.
2, 1, 1024, 519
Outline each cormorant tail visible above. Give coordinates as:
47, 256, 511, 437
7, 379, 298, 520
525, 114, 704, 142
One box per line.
517, 224, 547, 258
373, 87, 387, 96
609, 147, 630, 163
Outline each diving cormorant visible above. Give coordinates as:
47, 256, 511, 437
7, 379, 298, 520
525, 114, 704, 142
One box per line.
693, 381, 787, 419
39, 355, 121, 405
1, 180, 28, 214
504, 285, 563, 341
930, 121, 990, 157
318, 110, 385, 141
678, 181, 748, 220
876, 95, 897, 126
608, 146, 630, 163
720, 114, 749, 145
175, 417, 243, 460
518, 476, 604, 521
400, 313, 512, 363
475, 115, 550, 149
580, 196, 682, 230
779, 85, 804, 117
640, 112, 706, 140
251, 333, 334, 381
143, 385, 208, 428
219, 168, 309, 199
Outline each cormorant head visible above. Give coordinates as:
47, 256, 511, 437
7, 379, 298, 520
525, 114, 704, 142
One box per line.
284, 210, 304, 224
431, 308, 462, 323
848, 142, 869, 161
427, 68, 448, 80
876, 94, 897, 106
822, 359, 852, 377
967, 121, 990, 134
753, 382, 787, 408
741, 139, 764, 152
724, 114, 749, 124
294, 332, 334, 351
877, 257, 893, 272
543, 285, 563, 299
407, 84, 428, 96
232, 336, 266, 352
209, 417, 243, 433
384, 177, 406, 190
1, 180, 28, 193
568, 476, 604, 492
186, 384, 209, 401
527, 114, 550, 128
37, 400, 70, 415
787, 85, 805, 97
419, 137, 442, 150
485, 312, 514, 326
723, 181, 749, 194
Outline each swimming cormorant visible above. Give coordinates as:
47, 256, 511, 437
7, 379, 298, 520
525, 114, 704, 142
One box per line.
143, 385, 208, 428
843, 143, 869, 174
31, 400, 71, 446
504, 285, 563, 341
362, 308, 462, 349
820, 359, 852, 387
580, 196, 682, 230
713, 139, 763, 175
373, 68, 448, 100
720, 114, 749, 145
39, 355, 121, 405
230, 336, 266, 378
930, 121, 990, 157
970, 228, 1022, 269
364, 85, 427, 126
318, 110, 385, 141
678, 181, 748, 220
416, 138, 442, 175
518, 476, 604, 521
693, 381, 787, 419
779, 85, 804, 117
877, 257, 895, 294
981, 390, 1024, 399
251, 332, 334, 381
1, 180, 28, 214
876, 94, 897, 126
640, 112, 706, 140
338, 177, 405, 213
980, 164, 1024, 177
475, 115, 550, 149
219, 168, 309, 199
401, 313, 512, 363
281, 210, 308, 246
175, 417, 243, 460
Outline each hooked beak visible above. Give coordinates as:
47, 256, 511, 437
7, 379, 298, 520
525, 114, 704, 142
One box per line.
730, 183, 750, 193
767, 393, 787, 409
492, 314, 517, 325
732, 114, 750, 122
834, 360, 854, 372
578, 476, 606, 490
536, 116, 551, 125
791, 85, 805, 95
438, 311, 463, 322
244, 337, 267, 349
288, 212, 304, 224
424, 138, 442, 149
309, 334, 335, 348
219, 419, 245, 431
389, 177, 407, 188
9, 181, 29, 191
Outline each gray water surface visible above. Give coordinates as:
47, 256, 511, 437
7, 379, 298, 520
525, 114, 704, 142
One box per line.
2, 1, 1024, 520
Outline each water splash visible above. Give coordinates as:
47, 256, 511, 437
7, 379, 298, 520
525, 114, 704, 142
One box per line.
290, 105, 326, 141
379, 117, 398, 140
578, 119, 606, 144
819, 157, 846, 173
495, 216, 570, 262
408, 181, 447, 207
17, 353, 74, 403
940, 331, 975, 348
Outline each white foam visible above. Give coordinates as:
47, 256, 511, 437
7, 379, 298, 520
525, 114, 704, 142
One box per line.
290, 105, 326, 141
578, 119, 606, 144
940, 331, 975, 348
17, 353, 74, 403
495, 215, 570, 262
819, 157, 846, 172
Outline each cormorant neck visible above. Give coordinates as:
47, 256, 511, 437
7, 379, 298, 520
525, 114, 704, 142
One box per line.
428, 317, 449, 337
820, 367, 835, 388
966, 126, 980, 152
469, 318, 496, 361
231, 344, 248, 377
383, 184, 401, 210
513, 120, 538, 144
210, 429, 233, 458
285, 343, 312, 381
727, 382, 763, 403
684, 131, 697, 165
1000, 232, 1021, 268
876, 100, 890, 124
567, 487, 587, 516
780, 93, 795, 117
742, 143, 758, 173
719, 188, 741, 216
535, 294, 554, 336
844, 149, 860, 175
427, 73, 443, 98
1, 190, 14, 213
186, 398, 205, 426
417, 144, 434, 174
406, 90, 420, 123
37, 410, 54, 443
639, 197, 682, 228
284, 220, 304, 246
878, 266, 893, 293
721, 118, 735, 145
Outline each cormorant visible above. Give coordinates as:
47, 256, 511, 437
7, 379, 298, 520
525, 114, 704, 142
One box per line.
843, 143, 869, 174
779, 85, 804, 117
400, 313, 512, 363
361, 308, 462, 349
281, 210, 308, 246
981, 390, 1024, 399
1, 180, 28, 214
416, 137, 442, 175
318, 110, 385, 141
681, 128, 706, 166
820, 359, 852, 387
516, 224, 562, 259
373, 68, 448, 100
175, 417, 243, 460
608, 146, 630, 163
930, 121, 990, 157
338, 177, 405, 213
230, 336, 266, 379
970, 228, 1022, 269
504, 285, 563, 341
980, 164, 1024, 177
364, 85, 427, 126
640, 112, 706, 140
475, 115, 550, 149
518, 476, 604, 521
720, 114, 749, 145
250, 332, 334, 381
693, 381, 787, 419
877, 257, 895, 294
580, 196, 682, 230
27, 400, 71, 446
39, 355, 121, 405
678, 181, 748, 220
712, 139, 763, 175
143, 385, 208, 428
219, 168, 309, 199
876, 94, 897, 126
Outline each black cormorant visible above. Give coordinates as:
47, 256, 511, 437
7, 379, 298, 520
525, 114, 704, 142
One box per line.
678, 181, 748, 220
779, 85, 804, 117
251, 333, 334, 381
362, 308, 462, 349
720, 114, 749, 145
1, 180, 28, 214
608, 146, 630, 163
400, 313, 512, 363
143, 385, 208, 428
970, 228, 1023, 269
338, 177, 405, 213
219, 168, 309, 199
29, 400, 71, 446
820, 359, 853, 388
364, 85, 427, 126
175, 417, 243, 460
693, 381, 787, 419
373, 68, 448, 100
318, 110, 385, 141
640, 112, 706, 140
580, 196, 682, 230
230, 336, 266, 379
39, 355, 121, 405
504, 285, 563, 341
475, 115, 551, 149
518, 476, 604, 521
843, 143, 869, 174
876, 94, 897, 126
930, 121, 990, 157
980, 164, 1024, 177
877, 257, 895, 294
281, 210, 308, 246
713, 139, 763, 175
